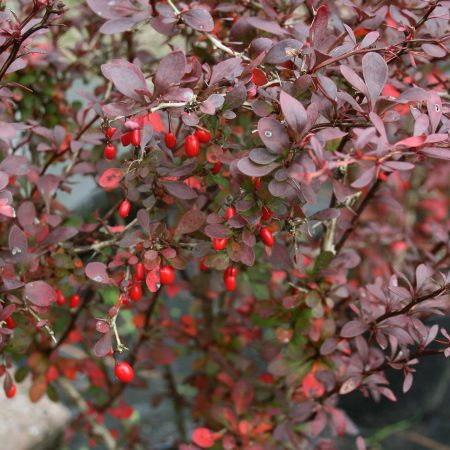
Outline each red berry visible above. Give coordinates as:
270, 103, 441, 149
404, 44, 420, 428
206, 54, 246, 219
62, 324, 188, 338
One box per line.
225, 207, 236, 220
199, 257, 208, 271
56, 289, 66, 305
106, 127, 117, 140
211, 161, 222, 174
131, 129, 141, 147
260, 226, 274, 247
225, 276, 237, 292
118, 200, 131, 218
252, 177, 261, 190
224, 265, 237, 281
160, 266, 175, 285
114, 362, 134, 383
104, 144, 117, 160
46, 366, 59, 383
121, 132, 132, 146
261, 205, 273, 221
5, 316, 16, 329
69, 294, 81, 309
129, 284, 143, 302
164, 132, 177, 149
213, 238, 228, 251
185, 135, 200, 157
134, 263, 145, 281
195, 129, 211, 144
6, 384, 16, 398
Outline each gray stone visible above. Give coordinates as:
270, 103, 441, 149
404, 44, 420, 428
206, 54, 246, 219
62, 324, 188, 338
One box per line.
0, 377, 71, 450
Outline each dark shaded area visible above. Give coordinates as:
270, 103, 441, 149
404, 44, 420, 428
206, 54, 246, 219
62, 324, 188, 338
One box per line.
339, 318, 450, 449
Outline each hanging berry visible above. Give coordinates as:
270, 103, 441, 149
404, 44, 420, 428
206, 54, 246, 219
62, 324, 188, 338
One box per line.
185, 135, 200, 157
195, 129, 211, 144
118, 200, 131, 218
260, 226, 274, 247
104, 144, 117, 160
114, 362, 134, 383
134, 263, 145, 281
131, 129, 141, 147
160, 266, 175, 285
129, 284, 143, 302
164, 132, 177, 149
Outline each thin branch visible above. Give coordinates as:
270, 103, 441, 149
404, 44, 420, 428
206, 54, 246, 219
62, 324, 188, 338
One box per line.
334, 179, 382, 255
57, 378, 117, 450
375, 283, 450, 324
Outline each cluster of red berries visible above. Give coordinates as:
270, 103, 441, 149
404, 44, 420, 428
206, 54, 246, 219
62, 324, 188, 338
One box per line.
127, 263, 175, 302
104, 127, 141, 160
164, 128, 211, 157
55, 290, 81, 308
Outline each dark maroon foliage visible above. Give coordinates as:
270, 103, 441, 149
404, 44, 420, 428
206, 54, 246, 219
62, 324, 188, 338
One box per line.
0, 1, 449, 449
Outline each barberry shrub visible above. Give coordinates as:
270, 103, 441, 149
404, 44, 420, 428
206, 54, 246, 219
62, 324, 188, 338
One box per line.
0, 0, 449, 449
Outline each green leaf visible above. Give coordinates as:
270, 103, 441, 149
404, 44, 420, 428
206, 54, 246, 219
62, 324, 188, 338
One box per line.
99, 286, 120, 305
14, 366, 29, 383
47, 383, 60, 402
312, 251, 334, 276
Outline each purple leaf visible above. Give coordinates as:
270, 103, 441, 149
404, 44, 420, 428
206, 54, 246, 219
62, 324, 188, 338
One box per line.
360, 31, 379, 49
36, 175, 61, 202
403, 372, 413, 393
249, 148, 278, 164
265, 39, 302, 64
224, 83, 247, 110
137, 209, 150, 235
95, 320, 110, 334
204, 224, 232, 239
94, 332, 113, 357
99, 18, 136, 35
85, 262, 111, 284
8, 225, 27, 257
258, 117, 290, 154
200, 94, 224, 115
308, 208, 340, 221
279, 91, 307, 134
182, 7, 214, 32
422, 43, 446, 58
175, 210, 205, 235
237, 157, 280, 177
341, 320, 369, 338
0, 171, 9, 190
247, 17, 288, 36
0, 155, 29, 176
320, 338, 338, 355
162, 181, 198, 200
426, 91, 442, 133
362, 52, 388, 108
421, 147, 450, 160
209, 57, 243, 86
153, 51, 186, 98
309, 5, 329, 50
101, 59, 150, 101
43, 227, 78, 245
351, 166, 376, 188
340, 65, 368, 96
25, 281, 57, 307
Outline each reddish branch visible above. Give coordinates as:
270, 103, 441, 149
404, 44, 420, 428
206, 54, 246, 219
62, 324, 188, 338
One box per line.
375, 283, 450, 324
0, 3, 62, 81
